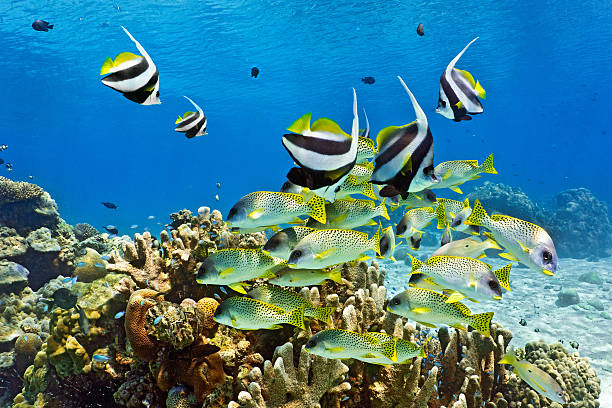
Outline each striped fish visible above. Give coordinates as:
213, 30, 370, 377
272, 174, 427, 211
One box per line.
371, 76, 436, 198
282, 89, 359, 202
175, 96, 207, 138
436, 37, 485, 121
100, 27, 160, 105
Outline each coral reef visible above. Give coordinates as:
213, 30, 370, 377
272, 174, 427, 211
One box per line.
73, 223, 100, 242
467, 182, 543, 222
0, 260, 29, 295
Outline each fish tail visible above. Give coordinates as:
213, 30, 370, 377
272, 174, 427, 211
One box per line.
469, 311, 494, 337
493, 263, 512, 291
465, 199, 490, 228
47, 24, 54, 29
361, 182, 377, 200
480, 154, 497, 174
434, 202, 447, 229
378, 199, 390, 221
407, 253, 423, 274
380, 339, 398, 362
311, 306, 336, 325
499, 346, 517, 365
372, 222, 382, 256
286, 305, 306, 330
329, 266, 343, 284
306, 195, 326, 224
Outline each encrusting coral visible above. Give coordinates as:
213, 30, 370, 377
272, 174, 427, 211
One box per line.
124, 289, 164, 362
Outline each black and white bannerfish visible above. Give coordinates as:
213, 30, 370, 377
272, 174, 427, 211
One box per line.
436, 37, 486, 122
100, 26, 160, 105
175, 96, 207, 138
360, 108, 370, 138
282, 89, 359, 202
370, 76, 436, 198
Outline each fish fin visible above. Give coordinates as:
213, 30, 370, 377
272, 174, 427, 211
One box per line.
441, 225, 452, 246
362, 352, 379, 359
121, 26, 153, 63
326, 346, 345, 353
475, 80, 486, 99
376, 125, 403, 149
477, 253, 487, 259
456, 68, 476, 88
465, 199, 489, 227
287, 305, 306, 330
313, 306, 335, 325
469, 312, 494, 337
484, 236, 502, 250
454, 301, 471, 315
434, 202, 447, 229
315, 247, 338, 260
446, 292, 467, 303
470, 175, 482, 180
258, 269, 277, 279
378, 200, 390, 221
542, 268, 555, 276
306, 195, 327, 224
228, 282, 249, 294
334, 213, 349, 224
397, 76, 427, 127
468, 298, 480, 303
114, 51, 141, 66
289, 217, 304, 224
380, 339, 398, 362
442, 169, 453, 181
356, 254, 371, 262
498, 347, 516, 365
514, 238, 531, 253
411, 307, 431, 314
417, 321, 437, 328
493, 263, 512, 291
266, 325, 283, 330
455, 100, 464, 109
451, 324, 467, 331
287, 112, 312, 134
248, 208, 265, 220
480, 153, 497, 174
218, 268, 235, 277
329, 267, 343, 284
407, 254, 423, 274
365, 220, 378, 226
449, 185, 463, 194
311, 118, 349, 137
175, 115, 184, 124
100, 57, 115, 75
462, 197, 470, 208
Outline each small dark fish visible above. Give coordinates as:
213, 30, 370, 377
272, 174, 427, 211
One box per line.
104, 225, 118, 234
52, 288, 78, 309
570, 341, 579, 349
361, 76, 375, 84
0, 145, 6, 151
101, 202, 118, 209
0, 158, 3, 165
251, 66, 259, 78
6, 163, 12, 171
32, 20, 54, 31
519, 318, 527, 326
417, 23, 424, 36
534, 328, 540, 333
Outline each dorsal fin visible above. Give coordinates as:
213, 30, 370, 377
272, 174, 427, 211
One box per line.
287, 112, 312, 134
447, 37, 479, 72
376, 125, 403, 150
121, 26, 154, 64
183, 96, 204, 115
311, 118, 348, 136
397, 76, 427, 129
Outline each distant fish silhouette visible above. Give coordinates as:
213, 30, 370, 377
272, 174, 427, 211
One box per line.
361, 76, 375, 84
251, 67, 260, 78
32, 20, 53, 32
104, 225, 118, 234
417, 23, 424, 36
101, 202, 118, 209
0, 158, 3, 165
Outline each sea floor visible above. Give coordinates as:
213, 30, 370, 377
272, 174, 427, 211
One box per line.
382, 248, 612, 406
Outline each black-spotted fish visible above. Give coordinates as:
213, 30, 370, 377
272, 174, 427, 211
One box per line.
246, 286, 335, 324
371, 76, 436, 198
288, 226, 381, 269
362, 332, 427, 364
305, 329, 397, 362
430, 154, 497, 194
378, 226, 399, 262
100, 26, 160, 105
349, 161, 375, 184
387, 288, 494, 336
226, 191, 326, 232
213, 297, 305, 330
282, 90, 359, 202
436, 37, 485, 121
269, 266, 343, 287
436, 198, 479, 235
499, 347, 567, 404
306, 198, 389, 230
432, 236, 501, 259
263, 226, 316, 259
175, 96, 207, 138
388, 189, 437, 211
335, 175, 377, 200
466, 200, 558, 276
396, 203, 446, 250
407, 254, 511, 303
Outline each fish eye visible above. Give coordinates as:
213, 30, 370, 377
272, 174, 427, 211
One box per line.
292, 250, 302, 258
488, 280, 499, 290
439, 100, 446, 107
391, 298, 400, 306
156, 91, 160, 97
542, 250, 553, 262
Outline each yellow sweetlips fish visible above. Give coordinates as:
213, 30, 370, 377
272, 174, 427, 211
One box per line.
499, 347, 567, 404
226, 191, 326, 233
213, 296, 305, 330
195, 248, 286, 294
305, 329, 397, 362
360, 332, 427, 365
288, 225, 381, 269
387, 288, 494, 337
396, 203, 447, 250
263, 226, 316, 259
407, 254, 511, 303
428, 154, 497, 194
246, 286, 335, 324
306, 198, 389, 230
466, 200, 558, 276
432, 236, 501, 259
269, 266, 343, 287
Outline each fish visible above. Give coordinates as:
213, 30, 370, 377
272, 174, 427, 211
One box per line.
269, 266, 343, 287
435, 198, 479, 235
195, 248, 287, 294
407, 254, 511, 303
0, 145, 6, 151
61, 277, 73, 284
251, 67, 259, 78
92, 354, 110, 363
387, 189, 437, 210
75, 305, 90, 335
429, 154, 497, 194
356, 137, 377, 163
32, 20, 53, 31
466, 200, 558, 276
246, 286, 335, 324
217, 182, 221, 189
130, 224, 138, 229
12, 263, 30, 278
288, 225, 381, 269
387, 288, 494, 337
147, 215, 155, 220
226, 191, 326, 232
153, 316, 162, 325
432, 236, 501, 259
519, 318, 527, 326
396, 204, 446, 250
175, 96, 207, 138
416, 23, 424, 36
499, 347, 567, 404
51, 287, 78, 309
436, 37, 486, 121
100, 26, 160, 105
114, 311, 126, 319
306, 198, 389, 230
378, 226, 398, 262
104, 225, 118, 235
360, 108, 371, 138
213, 296, 305, 330
0, 158, 3, 165
361, 76, 376, 84
101, 202, 118, 209
371, 76, 436, 198
76, 262, 88, 267
282, 89, 359, 202
335, 175, 377, 200
349, 161, 375, 184
263, 226, 316, 259
304, 329, 397, 362
94, 262, 105, 268
101, 255, 110, 261
570, 341, 579, 349
363, 332, 428, 364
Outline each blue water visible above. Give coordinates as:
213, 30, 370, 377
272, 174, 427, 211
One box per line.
1, 0, 611, 233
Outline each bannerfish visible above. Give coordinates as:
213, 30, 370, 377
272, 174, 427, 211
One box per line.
100, 26, 160, 105
282, 89, 359, 202
101, 202, 117, 209
396, 204, 446, 250
104, 225, 118, 235
499, 348, 567, 404
288, 225, 381, 269
305, 329, 397, 362
251, 67, 259, 78
429, 154, 497, 194
363, 332, 427, 364
75, 304, 90, 335
195, 248, 287, 293
349, 161, 375, 184
378, 226, 399, 262
335, 175, 377, 200
371, 76, 437, 198
213, 296, 305, 330
435, 198, 479, 235
306, 198, 389, 230
226, 191, 326, 232
360, 108, 371, 139
436, 37, 485, 121
407, 254, 511, 303
361, 76, 376, 84
246, 286, 335, 324
32, 20, 53, 31
417, 23, 424, 36
175, 96, 207, 138
432, 236, 501, 259
387, 288, 494, 337
466, 200, 558, 276
388, 189, 437, 210
269, 266, 343, 287
263, 226, 316, 259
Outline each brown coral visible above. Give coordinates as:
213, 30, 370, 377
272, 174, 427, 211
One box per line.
0, 177, 44, 205
14, 333, 43, 374
124, 289, 163, 361
196, 297, 219, 330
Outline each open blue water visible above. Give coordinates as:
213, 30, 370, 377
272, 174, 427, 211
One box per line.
1, 0, 611, 231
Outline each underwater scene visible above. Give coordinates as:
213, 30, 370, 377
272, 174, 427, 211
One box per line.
0, 0, 610, 407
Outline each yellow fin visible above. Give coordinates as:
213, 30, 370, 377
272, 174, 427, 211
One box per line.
417, 321, 437, 328
306, 195, 327, 224
326, 346, 345, 353
411, 307, 431, 314
376, 125, 402, 149
355, 254, 371, 262
449, 185, 463, 194
455, 101, 464, 109
477, 253, 487, 259
329, 267, 343, 284
475, 80, 486, 99
248, 208, 265, 220
315, 247, 337, 260
493, 263, 512, 291
456, 69, 476, 87
446, 292, 466, 303
100, 57, 114, 75
451, 324, 467, 331
219, 268, 235, 277
311, 118, 348, 137
542, 268, 555, 276
287, 112, 312, 134
228, 282, 248, 294
114, 51, 141, 66
514, 238, 531, 253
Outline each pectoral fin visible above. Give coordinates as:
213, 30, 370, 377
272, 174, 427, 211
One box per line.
315, 247, 337, 260
499, 252, 519, 261
417, 321, 437, 328
449, 185, 463, 194
219, 268, 235, 277
411, 307, 431, 314
248, 208, 265, 220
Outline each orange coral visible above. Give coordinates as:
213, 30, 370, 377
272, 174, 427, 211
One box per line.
196, 297, 219, 329
124, 289, 163, 361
